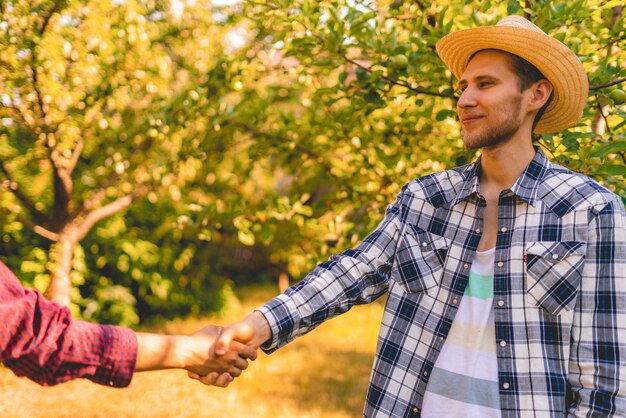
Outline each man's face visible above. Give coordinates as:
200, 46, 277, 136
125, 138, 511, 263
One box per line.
456, 50, 527, 150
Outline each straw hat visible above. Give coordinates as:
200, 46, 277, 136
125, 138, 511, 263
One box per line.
436, 15, 588, 134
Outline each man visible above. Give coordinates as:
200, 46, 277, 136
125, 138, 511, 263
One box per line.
195, 16, 626, 417
0, 259, 256, 388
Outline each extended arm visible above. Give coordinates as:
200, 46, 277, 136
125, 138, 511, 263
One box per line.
256, 188, 405, 353
190, 188, 407, 387
0, 261, 256, 387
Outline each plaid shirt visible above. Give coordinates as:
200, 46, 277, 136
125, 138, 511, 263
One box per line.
258, 148, 626, 417
0, 260, 137, 387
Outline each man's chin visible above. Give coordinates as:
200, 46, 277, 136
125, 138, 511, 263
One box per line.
462, 135, 484, 150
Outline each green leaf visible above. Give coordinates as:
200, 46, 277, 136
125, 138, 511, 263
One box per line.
350, 11, 376, 33
592, 141, 626, 158
435, 109, 455, 121
597, 165, 626, 177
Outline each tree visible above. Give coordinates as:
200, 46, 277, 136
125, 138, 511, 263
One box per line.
0, 0, 245, 314
211, 0, 626, 286
1, 0, 624, 323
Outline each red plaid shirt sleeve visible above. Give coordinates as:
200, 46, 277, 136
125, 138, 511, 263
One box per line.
0, 260, 137, 387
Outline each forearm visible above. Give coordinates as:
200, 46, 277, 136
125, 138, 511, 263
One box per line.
134, 333, 191, 371
257, 257, 389, 353
257, 194, 402, 352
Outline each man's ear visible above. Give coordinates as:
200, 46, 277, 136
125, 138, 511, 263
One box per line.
528, 79, 553, 111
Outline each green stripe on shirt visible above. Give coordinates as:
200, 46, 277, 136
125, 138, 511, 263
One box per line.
464, 271, 494, 300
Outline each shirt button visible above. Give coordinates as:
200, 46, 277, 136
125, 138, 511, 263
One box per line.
499, 340, 507, 347
423, 370, 428, 376
497, 261, 504, 267
422, 242, 428, 247
475, 228, 482, 234
452, 298, 459, 305
497, 300, 505, 307
500, 227, 508, 233
412, 407, 420, 413
503, 382, 510, 389
552, 253, 559, 260
463, 263, 470, 269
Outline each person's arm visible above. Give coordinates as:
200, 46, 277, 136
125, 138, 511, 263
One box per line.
190, 186, 407, 387
568, 196, 626, 416
252, 187, 406, 353
0, 261, 256, 387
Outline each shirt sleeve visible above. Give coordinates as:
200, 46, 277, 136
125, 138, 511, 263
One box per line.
257, 187, 406, 353
568, 196, 626, 416
0, 260, 138, 387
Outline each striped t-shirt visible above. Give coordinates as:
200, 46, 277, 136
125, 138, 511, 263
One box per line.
421, 248, 501, 417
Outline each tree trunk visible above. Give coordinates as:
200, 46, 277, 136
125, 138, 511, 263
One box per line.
45, 232, 77, 307
278, 271, 290, 293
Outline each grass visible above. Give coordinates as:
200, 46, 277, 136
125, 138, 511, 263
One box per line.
0, 285, 385, 418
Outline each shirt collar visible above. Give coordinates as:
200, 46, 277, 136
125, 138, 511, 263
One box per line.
452, 147, 550, 207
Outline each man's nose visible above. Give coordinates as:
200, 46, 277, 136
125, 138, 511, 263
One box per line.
456, 87, 477, 108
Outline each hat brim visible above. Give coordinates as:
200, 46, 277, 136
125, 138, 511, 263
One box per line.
436, 26, 588, 134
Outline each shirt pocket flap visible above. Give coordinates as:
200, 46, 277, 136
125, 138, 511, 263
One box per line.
393, 224, 450, 294
525, 241, 586, 316
526, 241, 586, 260
407, 224, 450, 251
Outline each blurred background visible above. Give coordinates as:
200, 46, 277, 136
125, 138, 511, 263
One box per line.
0, 0, 624, 416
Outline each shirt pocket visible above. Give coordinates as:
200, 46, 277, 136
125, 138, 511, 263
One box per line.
525, 241, 586, 316
393, 224, 450, 294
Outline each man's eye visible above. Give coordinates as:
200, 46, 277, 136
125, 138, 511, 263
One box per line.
479, 82, 493, 88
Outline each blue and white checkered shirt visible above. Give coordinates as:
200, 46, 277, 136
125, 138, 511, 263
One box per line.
258, 148, 626, 417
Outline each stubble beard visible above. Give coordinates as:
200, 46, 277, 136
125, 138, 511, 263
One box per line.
462, 96, 523, 150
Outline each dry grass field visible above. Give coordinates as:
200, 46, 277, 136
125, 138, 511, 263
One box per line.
0, 286, 385, 418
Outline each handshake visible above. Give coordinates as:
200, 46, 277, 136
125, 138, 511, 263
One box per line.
137, 311, 271, 388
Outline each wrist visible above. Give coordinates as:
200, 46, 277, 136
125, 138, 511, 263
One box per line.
175, 335, 200, 370
248, 311, 272, 348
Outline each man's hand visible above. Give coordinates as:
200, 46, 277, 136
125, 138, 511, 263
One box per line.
134, 324, 257, 388
183, 324, 257, 387
188, 311, 271, 386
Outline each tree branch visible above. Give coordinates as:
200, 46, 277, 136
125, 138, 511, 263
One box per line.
17, 216, 60, 241
591, 5, 623, 136
0, 159, 49, 223
524, 0, 532, 20
342, 55, 455, 99
227, 120, 336, 173
597, 101, 612, 135
66, 138, 84, 175
0, 104, 31, 127
39, 1, 61, 36
589, 77, 626, 91
75, 185, 151, 242
77, 136, 154, 217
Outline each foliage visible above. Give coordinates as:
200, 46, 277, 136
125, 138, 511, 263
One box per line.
0, 0, 624, 324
